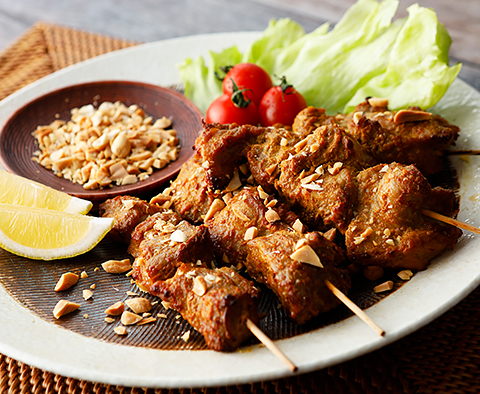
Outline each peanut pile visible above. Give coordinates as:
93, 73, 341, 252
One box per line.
32, 101, 180, 190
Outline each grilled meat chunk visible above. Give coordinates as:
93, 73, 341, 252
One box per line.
150, 263, 259, 351
246, 230, 350, 324
99, 195, 164, 243
292, 106, 335, 136
345, 163, 462, 271
206, 187, 298, 266
165, 153, 221, 224
247, 127, 300, 194
195, 122, 265, 190
333, 101, 460, 176
130, 212, 215, 291
274, 124, 376, 233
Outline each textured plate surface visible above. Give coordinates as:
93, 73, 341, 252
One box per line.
0, 32, 479, 389
0, 80, 202, 202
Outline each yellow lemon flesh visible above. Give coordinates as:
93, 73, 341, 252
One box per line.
0, 170, 92, 214
0, 203, 113, 260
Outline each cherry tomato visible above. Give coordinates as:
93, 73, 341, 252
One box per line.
206, 94, 260, 126
222, 63, 273, 107
259, 77, 307, 127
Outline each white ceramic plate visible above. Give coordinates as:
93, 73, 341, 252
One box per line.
0, 32, 479, 389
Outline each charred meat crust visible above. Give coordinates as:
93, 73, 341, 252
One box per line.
150, 263, 259, 352
99, 195, 164, 244
246, 230, 350, 324
345, 163, 462, 270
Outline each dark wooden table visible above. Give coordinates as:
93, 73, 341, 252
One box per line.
0, 0, 478, 90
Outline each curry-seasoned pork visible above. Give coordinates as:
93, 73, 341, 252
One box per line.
273, 124, 376, 233
246, 230, 350, 324
130, 211, 215, 292
206, 187, 298, 266
345, 162, 462, 271
343, 101, 460, 176
150, 263, 259, 351
162, 153, 221, 224
195, 122, 265, 190
99, 195, 164, 243
206, 186, 350, 324
293, 100, 460, 176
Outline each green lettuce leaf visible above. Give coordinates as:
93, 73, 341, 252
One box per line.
345, 4, 461, 112
242, 18, 310, 72
178, 0, 461, 115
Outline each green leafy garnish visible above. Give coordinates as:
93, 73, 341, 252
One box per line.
178, 0, 461, 115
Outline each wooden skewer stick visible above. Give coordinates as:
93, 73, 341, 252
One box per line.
422, 209, 480, 236
325, 280, 385, 336
446, 150, 480, 156
246, 318, 298, 372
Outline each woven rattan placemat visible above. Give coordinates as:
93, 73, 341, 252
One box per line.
1, 23, 480, 394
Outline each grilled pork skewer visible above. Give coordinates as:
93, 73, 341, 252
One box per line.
294, 98, 460, 176
345, 162, 462, 271
150, 263, 259, 352
206, 187, 352, 325
100, 196, 297, 368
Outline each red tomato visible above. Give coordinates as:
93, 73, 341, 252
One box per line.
206, 93, 260, 126
222, 63, 273, 107
259, 77, 307, 127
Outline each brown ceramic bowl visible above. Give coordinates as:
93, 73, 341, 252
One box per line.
0, 81, 202, 202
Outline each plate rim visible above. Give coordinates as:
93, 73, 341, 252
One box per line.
0, 31, 479, 388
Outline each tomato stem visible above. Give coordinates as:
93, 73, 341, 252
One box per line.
230, 79, 253, 108
274, 75, 295, 102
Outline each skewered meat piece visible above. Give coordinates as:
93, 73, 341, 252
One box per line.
344, 101, 460, 176
294, 100, 460, 176
161, 153, 221, 224
247, 127, 306, 194
150, 263, 259, 351
291, 106, 336, 136
345, 162, 462, 271
206, 187, 299, 266
99, 195, 164, 243
246, 230, 350, 324
195, 122, 265, 190
130, 211, 215, 291
206, 186, 350, 324
273, 124, 376, 233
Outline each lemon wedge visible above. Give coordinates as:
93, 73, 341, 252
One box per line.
0, 203, 114, 260
0, 170, 92, 214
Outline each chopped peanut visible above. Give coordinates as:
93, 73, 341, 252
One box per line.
290, 245, 323, 268
83, 289, 93, 300
374, 281, 394, 293
114, 326, 128, 336
120, 311, 143, 326
102, 258, 132, 274
53, 300, 80, 319
244, 226, 258, 241
193, 276, 208, 296
125, 297, 152, 314
398, 270, 414, 280
105, 301, 125, 316
54, 272, 79, 292
393, 109, 432, 124
265, 209, 280, 223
